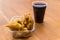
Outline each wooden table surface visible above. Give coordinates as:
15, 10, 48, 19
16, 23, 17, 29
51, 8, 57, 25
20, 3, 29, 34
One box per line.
0, 0, 60, 40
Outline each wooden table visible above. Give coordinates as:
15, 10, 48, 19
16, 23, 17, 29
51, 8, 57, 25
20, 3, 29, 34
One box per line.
0, 0, 60, 40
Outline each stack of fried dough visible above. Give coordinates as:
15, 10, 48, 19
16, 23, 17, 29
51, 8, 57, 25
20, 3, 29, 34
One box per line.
6, 13, 34, 32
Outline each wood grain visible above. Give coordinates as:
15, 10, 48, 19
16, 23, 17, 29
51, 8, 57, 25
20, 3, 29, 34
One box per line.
0, 0, 60, 40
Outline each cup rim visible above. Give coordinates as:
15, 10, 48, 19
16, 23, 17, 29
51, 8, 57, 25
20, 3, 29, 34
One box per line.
32, 1, 48, 7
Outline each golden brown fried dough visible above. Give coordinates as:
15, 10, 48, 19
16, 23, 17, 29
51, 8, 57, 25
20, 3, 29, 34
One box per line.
27, 23, 33, 30
6, 22, 18, 30
13, 18, 24, 25
24, 13, 34, 30
6, 13, 34, 31
6, 22, 24, 30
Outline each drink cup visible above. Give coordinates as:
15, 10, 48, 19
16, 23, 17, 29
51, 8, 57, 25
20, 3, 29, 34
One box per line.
32, 1, 47, 23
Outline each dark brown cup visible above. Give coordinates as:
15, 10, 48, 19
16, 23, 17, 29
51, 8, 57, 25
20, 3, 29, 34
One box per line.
32, 1, 47, 23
